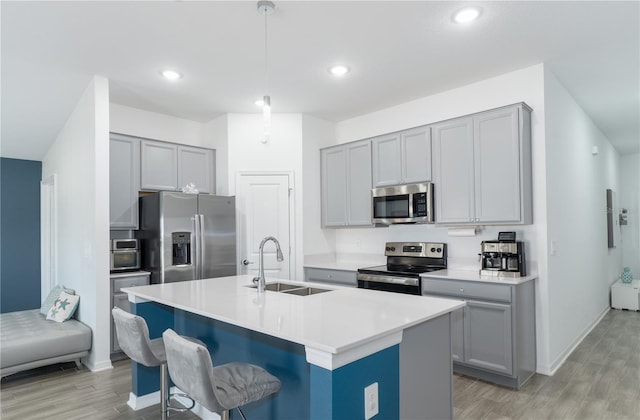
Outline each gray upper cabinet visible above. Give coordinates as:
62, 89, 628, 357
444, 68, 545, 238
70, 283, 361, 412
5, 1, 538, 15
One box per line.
372, 126, 431, 187
178, 146, 215, 194
401, 126, 432, 184
141, 140, 215, 193
321, 140, 372, 228
346, 141, 373, 225
432, 118, 475, 224
433, 103, 532, 225
110, 134, 140, 229
140, 140, 178, 191
372, 133, 401, 187
321, 147, 347, 227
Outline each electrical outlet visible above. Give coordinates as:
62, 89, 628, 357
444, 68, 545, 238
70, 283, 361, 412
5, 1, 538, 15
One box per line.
364, 382, 379, 420
550, 240, 557, 256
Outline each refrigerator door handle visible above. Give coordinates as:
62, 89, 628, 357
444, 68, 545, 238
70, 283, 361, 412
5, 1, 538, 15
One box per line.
193, 214, 201, 279
199, 214, 205, 280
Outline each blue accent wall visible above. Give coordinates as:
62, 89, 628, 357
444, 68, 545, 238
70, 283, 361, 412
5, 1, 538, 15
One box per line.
1, 158, 42, 313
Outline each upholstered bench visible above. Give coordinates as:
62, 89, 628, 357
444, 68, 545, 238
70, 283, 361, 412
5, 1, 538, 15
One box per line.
1, 301, 92, 378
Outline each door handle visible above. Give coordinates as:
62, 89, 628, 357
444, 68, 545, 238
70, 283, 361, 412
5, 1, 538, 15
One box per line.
242, 259, 254, 266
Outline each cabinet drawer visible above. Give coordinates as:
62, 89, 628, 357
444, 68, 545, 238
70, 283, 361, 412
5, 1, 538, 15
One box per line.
305, 267, 357, 287
422, 278, 511, 303
112, 274, 150, 293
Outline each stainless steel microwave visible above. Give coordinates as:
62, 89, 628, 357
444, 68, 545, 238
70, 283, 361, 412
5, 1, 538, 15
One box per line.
110, 239, 141, 272
372, 182, 434, 224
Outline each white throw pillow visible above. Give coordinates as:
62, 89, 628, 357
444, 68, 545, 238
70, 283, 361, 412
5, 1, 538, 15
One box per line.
46, 291, 80, 322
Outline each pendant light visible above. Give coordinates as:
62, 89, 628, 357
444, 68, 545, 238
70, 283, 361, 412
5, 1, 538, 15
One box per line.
257, 0, 275, 144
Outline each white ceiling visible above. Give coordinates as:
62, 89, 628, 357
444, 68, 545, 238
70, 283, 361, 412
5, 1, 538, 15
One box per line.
2, 1, 638, 161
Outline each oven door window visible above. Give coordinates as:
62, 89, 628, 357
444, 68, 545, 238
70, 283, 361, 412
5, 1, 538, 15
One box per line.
373, 195, 409, 219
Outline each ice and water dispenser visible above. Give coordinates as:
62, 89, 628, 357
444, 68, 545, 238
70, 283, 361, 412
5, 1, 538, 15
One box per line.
172, 232, 191, 266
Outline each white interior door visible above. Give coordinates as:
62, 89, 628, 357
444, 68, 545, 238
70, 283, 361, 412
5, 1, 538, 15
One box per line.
236, 173, 291, 279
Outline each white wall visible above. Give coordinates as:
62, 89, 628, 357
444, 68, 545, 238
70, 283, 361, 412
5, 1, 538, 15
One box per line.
543, 68, 622, 372
42, 76, 112, 371
204, 115, 230, 195
333, 64, 554, 370
110, 103, 207, 147
301, 115, 337, 257
619, 153, 640, 276
226, 114, 305, 279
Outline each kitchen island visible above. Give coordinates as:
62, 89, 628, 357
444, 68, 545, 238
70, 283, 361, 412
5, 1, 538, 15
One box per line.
123, 275, 465, 419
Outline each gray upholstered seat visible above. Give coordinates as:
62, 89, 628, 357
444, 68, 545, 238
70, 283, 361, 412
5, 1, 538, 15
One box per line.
111, 307, 196, 420
163, 328, 281, 420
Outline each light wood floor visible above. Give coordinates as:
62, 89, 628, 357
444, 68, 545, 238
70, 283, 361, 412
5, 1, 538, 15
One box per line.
1, 309, 638, 420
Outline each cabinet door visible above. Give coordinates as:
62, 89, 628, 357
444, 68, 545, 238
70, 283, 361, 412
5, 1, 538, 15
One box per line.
109, 134, 140, 229
346, 141, 373, 226
178, 146, 215, 194
474, 107, 521, 223
451, 307, 465, 363
372, 133, 402, 187
321, 147, 347, 227
401, 126, 432, 183
140, 140, 178, 191
432, 118, 475, 224
464, 300, 513, 375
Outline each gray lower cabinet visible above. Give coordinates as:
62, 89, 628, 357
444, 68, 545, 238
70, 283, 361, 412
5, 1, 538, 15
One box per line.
432, 102, 532, 225
110, 272, 150, 357
372, 125, 431, 187
321, 140, 372, 227
422, 277, 535, 389
464, 300, 513, 375
304, 267, 357, 287
110, 134, 140, 229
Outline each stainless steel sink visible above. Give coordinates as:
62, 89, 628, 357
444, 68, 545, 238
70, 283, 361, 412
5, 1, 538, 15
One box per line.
246, 282, 302, 292
282, 287, 332, 296
246, 282, 333, 296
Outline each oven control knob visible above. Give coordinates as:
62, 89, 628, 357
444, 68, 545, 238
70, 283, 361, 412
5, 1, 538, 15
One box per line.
437, 247, 442, 253
431, 247, 436, 252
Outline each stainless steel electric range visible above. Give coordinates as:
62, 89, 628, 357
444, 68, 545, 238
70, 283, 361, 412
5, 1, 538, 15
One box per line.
357, 242, 447, 295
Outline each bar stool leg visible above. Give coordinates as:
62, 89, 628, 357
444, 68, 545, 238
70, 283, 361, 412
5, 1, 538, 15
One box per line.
220, 410, 230, 420
161, 362, 169, 420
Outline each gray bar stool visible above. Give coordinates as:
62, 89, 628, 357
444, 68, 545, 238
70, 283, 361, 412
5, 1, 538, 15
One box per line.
111, 307, 196, 420
162, 328, 282, 420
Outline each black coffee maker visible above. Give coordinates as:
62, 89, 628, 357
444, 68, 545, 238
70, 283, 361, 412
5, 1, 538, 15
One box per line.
480, 232, 526, 277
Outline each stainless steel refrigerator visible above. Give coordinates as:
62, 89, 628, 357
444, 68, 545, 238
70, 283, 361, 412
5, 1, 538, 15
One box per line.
139, 191, 237, 284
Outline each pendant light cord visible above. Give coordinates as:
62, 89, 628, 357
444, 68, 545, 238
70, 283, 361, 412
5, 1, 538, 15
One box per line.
263, 7, 269, 97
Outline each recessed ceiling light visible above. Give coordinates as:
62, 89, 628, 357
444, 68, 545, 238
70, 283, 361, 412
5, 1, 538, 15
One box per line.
161, 70, 182, 81
329, 65, 350, 77
453, 7, 481, 24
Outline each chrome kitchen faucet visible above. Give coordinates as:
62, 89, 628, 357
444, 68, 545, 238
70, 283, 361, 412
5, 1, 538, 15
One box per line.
253, 236, 284, 293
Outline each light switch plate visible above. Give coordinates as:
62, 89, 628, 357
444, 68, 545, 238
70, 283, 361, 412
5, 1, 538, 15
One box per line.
364, 382, 379, 419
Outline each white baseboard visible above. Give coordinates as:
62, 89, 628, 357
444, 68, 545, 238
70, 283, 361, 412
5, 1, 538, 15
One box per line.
172, 386, 220, 419
538, 306, 610, 376
126, 386, 221, 419
84, 358, 113, 373
127, 390, 161, 410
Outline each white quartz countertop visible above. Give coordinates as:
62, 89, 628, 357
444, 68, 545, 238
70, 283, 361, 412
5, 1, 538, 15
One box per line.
420, 269, 537, 285
122, 275, 464, 356
303, 253, 385, 271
